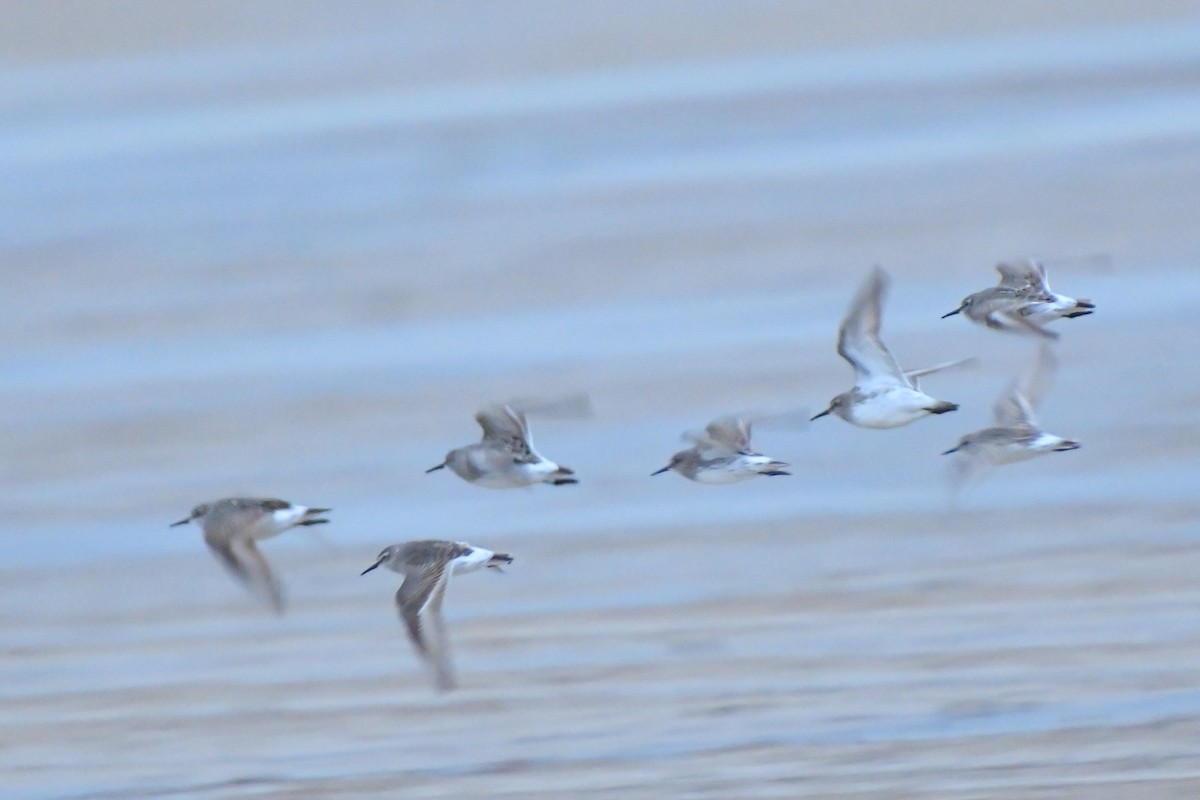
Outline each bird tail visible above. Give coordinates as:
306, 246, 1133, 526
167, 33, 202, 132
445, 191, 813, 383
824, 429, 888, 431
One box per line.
549, 466, 578, 485
926, 401, 959, 415
487, 552, 514, 569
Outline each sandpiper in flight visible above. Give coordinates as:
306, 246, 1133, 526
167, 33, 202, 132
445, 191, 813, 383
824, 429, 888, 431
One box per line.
942, 258, 1095, 339
943, 343, 1080, 484
812, 266, 968, 428
361, 540, 513, 692
652, 415, 790, 483
426, 402, 578, 488
170, 497, 330, 613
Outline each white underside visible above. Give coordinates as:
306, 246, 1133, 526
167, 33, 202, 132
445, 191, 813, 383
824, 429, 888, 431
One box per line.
691, 455, 781, 484
450, 545, 493, 574
452, 446, 564, 489
1022, 294, 1087, 323
975, 433, 1075, 465
848, 387, 947, 429
252, 505, 309, 539
470, 459, 561, 488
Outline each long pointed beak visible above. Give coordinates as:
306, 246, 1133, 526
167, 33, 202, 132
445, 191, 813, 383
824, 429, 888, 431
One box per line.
810, 407, 833, 421
425, 463, 446, 473
360, 557, 384, 576
650, 465, 671, 476
941, 445, 961, 455
941, 306, 963, 318
307, 507, 331, 515
169, 517, 191, 527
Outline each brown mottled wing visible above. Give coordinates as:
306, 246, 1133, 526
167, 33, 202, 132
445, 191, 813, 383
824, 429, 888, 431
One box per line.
837, 266, 907, 390
396, 564, 457, 691
475, 404, 538, 463
204, 528, 285, 613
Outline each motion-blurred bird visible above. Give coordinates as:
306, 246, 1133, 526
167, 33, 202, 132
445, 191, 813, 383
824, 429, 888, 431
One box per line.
812, 266, 969, 428
361, 540, 512, 691
943, 343, 1080, 486
170, 497, 329, 613
942, 258, 1095, 339
426, 400, 581, 488
652, 415, 790, 483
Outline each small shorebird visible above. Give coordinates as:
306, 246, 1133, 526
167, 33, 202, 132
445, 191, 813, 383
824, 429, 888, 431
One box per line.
361, 540, 513, 692
943, 343, 1079, 484
426, 402, 577, 488
942, 258, 1095, 339
652, 415, 790, 483
812, 266, 968, 428
170, 497, 330, 613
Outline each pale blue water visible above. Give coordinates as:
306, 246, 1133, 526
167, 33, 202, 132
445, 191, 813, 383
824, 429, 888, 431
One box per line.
3, 7, 1200, 799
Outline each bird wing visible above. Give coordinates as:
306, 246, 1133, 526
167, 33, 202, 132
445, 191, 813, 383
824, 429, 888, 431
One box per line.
475, 403, 538, 462
993, 344, 1056, 428
204, 527, 284, 613
257, 498, 291, 512
995, 259, 1043, 289
701, 416, 752, 453
1028, 259, 1051, 292
903, 357, 976, 390
396, 565, 457, 691
837, 266, 908, 389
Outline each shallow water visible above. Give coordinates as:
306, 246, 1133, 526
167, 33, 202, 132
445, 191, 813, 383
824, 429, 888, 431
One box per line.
3, 2, 1200, 798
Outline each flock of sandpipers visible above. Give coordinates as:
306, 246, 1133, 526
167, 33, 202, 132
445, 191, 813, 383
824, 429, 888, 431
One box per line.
172, 257, 1094, 691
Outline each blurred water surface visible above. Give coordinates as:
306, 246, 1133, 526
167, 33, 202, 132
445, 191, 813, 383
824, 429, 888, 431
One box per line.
3, 3, 1200, 798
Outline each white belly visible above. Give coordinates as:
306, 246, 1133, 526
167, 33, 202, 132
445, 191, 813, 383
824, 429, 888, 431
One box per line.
252, 506, 307, 539
469, 460, 557, 488
450, 546, 493, 574
848, 389, 938, 429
